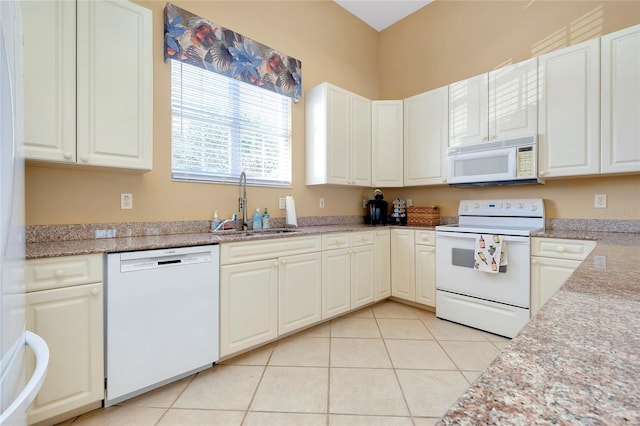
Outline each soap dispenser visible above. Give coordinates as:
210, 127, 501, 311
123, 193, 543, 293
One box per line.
252, 207, 262, 230
262, 208, 270, 229
211, 210, 220, 232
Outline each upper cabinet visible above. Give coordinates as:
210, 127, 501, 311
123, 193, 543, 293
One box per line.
305, 82, 372, 186
371, 100, 404, 187
449, 58, 538, 146
601, 24, 640, 174
23, 0, 153, 171
538, 38, 600, 178
403, 86, 449, 186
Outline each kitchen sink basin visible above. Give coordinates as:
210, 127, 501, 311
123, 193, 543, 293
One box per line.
212, 228, 301, 237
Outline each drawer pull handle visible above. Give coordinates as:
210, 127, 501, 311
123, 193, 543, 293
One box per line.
54, 269, 65, 278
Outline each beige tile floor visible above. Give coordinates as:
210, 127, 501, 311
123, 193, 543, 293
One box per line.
62, 300, 510, 425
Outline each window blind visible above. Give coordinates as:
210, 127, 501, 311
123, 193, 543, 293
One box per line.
171, 60, 292, 186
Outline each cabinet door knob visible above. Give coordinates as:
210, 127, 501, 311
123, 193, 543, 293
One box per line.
273, 261, 279, 267
556, 246, 565, 253
80, 156, 89, 163
91, 288, 100, 296
281, 260, 286, 265
54, 269, 65, 277
63, 153, 72, 160
532, 259, 538, 264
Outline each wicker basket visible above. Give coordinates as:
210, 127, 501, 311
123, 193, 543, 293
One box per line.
406, 206, 440, 227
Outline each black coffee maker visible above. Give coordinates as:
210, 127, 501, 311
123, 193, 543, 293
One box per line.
365, 189, 388, 225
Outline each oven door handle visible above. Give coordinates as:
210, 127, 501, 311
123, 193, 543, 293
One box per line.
436, 232, 530, 244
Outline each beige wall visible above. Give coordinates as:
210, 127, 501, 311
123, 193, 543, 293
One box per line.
25, 1, 640, 225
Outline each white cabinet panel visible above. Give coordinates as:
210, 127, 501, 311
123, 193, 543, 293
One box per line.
322, 249, 351, 319
220, 260, 279, 357
530, 257, 580, 317
415, 245, 436, 307
374, 229, 391, 301
601, 24, 640, 174
372, 100, 404, 187
449, 74, 488, 145
404, 86, 449, 186
26, 283, 103, 425
279, 253, 322, 334
538, 39, 600, 177
351, 245, 375, 309
390, 229, 415, 300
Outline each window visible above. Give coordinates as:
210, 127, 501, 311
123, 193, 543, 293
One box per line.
171, 61, 292, 186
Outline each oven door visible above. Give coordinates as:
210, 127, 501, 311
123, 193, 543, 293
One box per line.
435, 231, 530, 308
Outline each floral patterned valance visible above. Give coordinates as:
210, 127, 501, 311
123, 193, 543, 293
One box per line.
164, 3, 302, 102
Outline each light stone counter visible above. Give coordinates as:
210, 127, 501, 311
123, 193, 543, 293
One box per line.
438, 234, 640, 424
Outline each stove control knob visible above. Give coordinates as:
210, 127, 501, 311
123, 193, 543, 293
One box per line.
463, 204, 470, 211
505, 203, 511, 209
518, 203, 525, 209
474, 203, 480, 209
530, 204, 538, 211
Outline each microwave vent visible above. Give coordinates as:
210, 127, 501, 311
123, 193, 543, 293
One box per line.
448, 135, 537, 155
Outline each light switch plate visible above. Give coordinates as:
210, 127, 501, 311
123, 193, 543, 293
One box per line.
594, 194, 606, 208
279, 197, 286, 209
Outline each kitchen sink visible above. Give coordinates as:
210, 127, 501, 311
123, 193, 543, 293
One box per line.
212, 228, 301, 237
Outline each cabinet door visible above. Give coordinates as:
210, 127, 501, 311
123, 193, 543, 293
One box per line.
390, 229, 415, 301
601, 24, 640, 174
279, 252, 322, 335
22, 0, 76, 163
374, 229, 391, 301
372, 100, 404, 187
351, 245, 375, 309
326, 84, 351, 184
322, 249, 351, 319
538, 39, 600, 177
449, 74, 488, 145
530, 256, 580, 316
220, 260, 278, 357
415, 245, 436, 307
404, 86, 449, 186
351, 94, 372, 186
26, 283, 104, 425
488, 58, 538, 141
76, 0, 153, 170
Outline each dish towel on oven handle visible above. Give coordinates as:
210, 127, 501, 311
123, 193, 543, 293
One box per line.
474, 234, 508, 273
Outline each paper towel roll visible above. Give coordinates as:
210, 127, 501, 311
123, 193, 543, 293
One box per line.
285, 195, 297, 227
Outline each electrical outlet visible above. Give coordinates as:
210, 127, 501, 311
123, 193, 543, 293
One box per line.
319, 198, 325, 209
279, 197, 286, 209
406, 199, 413, 207
363, 199, 367, 209
121, 193, 133, 209
594, 194, 607, 209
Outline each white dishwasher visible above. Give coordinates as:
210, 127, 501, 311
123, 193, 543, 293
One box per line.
105, 245, 219, 406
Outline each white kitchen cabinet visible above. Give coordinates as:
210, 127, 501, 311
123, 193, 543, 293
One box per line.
220, 236, 322, 356
25, 255, 104, 425
415, 230, 436, 307
538, 38, 600, 178
601, 24, 640, 174
449, 58, 537, 146
305, 82, 372, 186
23, 0, 153, 170
322, 247, 351, 319
350, 231, 375, 309
530, 237, 596, 316
390, 229, 415, 300
372, 100, 404, 187
279, 252, 322, 334
220, 260, 279, 357
321, 231, 374, 318
404, 86, 449, 185
374, 229, 391, 301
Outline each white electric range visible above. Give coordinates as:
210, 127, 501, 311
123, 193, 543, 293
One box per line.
435, 199, 545, 338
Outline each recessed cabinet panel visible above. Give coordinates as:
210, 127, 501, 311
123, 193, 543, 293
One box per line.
372, 100, 404, 187
449, 74, 489, 146
601, 24, 640, 174
374, 229, 391, 301
322, 249, 351, 319
279, 253, 322, 334
390, 229, 415, 300
538, 39, 600, 177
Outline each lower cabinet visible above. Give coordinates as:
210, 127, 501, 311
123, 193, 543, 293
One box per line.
322, 248, 351, 319
530, 237, 596, 316
374, 229, 391, 301
391, 229, 436, 308
279, 252, 322, 334
25, 255, 104, 425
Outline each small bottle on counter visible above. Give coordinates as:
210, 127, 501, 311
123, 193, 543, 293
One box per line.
262, 208, 270, 229
252, 207, 262, 230
211, 210, 220, 232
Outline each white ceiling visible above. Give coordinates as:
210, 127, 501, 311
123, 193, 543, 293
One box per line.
335, 0, 433, 32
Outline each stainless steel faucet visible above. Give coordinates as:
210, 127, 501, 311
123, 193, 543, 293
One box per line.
238, 171, 247, 231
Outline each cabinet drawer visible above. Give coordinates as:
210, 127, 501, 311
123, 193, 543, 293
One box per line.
26, 254, 103, 292
531, 238, 596, 260
350, 231, 374, 247
221, 236, 322, 265
322, 233, 350, 250
415, 230, 435, 246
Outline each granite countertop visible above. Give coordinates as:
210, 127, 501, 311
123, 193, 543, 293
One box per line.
439, 235, 640, 424
25, 224, 381, 259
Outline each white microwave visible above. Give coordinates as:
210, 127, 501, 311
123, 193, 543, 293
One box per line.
446, 135, 542, 186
